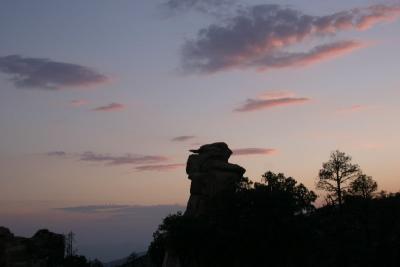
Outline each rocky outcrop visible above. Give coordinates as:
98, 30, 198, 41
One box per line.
0, 227, 65, 267
185, 142, 245, 217
162, 142, 246, 267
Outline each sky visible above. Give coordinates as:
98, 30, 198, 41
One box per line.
0, 0, 400, 262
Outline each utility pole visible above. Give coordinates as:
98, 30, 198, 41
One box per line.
65, 231, 76, 257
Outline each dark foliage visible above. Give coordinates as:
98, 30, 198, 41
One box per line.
348, 173, 378, 199
148, 171, 400, 267
63, 255, 90, 267
62, 255, 104, 267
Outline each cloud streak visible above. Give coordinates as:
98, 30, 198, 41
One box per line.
232, 148, 277, 156
336, 104, 368, 113
252, 41, 364, 70
235, 92, 311, 112
47, 151, 67, 157
48, 151, 169, 166
182, 4, 400, 73
80, 152, 168, 166
92, 103, 125, 112
0, 55, 109, 90
57, 204, 184, 217
171, 135, 196, 142
134, 163, 185, 172
58, 205, 132, 214
70, 99, 88, 107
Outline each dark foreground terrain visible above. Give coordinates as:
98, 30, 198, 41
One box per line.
2, 143, 400, 267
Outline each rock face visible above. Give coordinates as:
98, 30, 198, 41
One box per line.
0, 227, 65, 267
162, 142, 246, 267
185, 142, 245, 217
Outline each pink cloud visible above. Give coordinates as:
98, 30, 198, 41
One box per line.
254, 41, 365, 71
92, 103, 125, 112
336, 104, 369, 114
182, 4, 398, 73
295, 41, 364, 66
259, 91, 295, 99
355, 5, 400, 30
232, 148, 277, 156
235, 92, 311, 112
135, 163, 185, 172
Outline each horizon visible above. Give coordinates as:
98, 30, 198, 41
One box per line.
1, 0, 400, 262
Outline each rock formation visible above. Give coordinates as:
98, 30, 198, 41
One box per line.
162, 142, 246, 267
185, 142, 245, 217
0, 227, 65, 267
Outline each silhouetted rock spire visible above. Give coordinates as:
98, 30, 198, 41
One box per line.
163, 142, 246, 267
185, 142, 245, 217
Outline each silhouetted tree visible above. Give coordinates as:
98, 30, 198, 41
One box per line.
234, 176, 253, 192
260, 171, 317, 213
148, 171, 319, 267
317, 150, 359, 207
348, 173, 378, 199
63, 255, 89, 267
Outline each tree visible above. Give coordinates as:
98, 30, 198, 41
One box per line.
234, 176, 253, 192
260, 171, 317, 214
317, 150, 359, 207
349, 173, 378, 199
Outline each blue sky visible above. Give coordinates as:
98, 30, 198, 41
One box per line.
0, 0, 399, 261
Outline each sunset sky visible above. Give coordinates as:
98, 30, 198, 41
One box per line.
1, 0, 399, 261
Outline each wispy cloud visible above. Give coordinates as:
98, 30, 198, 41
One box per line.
48, 151, 168, 166
0, 55, 109, 90
171, 135, 196, 142
134, 163, 185, 172
47, 151, 67, 157
235, 91, 311, 112
92, 103, 125, 112
252, 41, 364, 71
70, 99, 88, 107
355, 5, 400, 30
232, 148, 277, 156
259, 91, 295, 99
182, 4, 400, 73
80, 152, 168, 166
58, 205, 132, 214
336, 104, 368, 113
